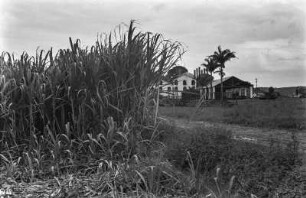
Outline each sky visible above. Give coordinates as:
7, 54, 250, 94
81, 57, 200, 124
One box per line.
0, 0, 305, 87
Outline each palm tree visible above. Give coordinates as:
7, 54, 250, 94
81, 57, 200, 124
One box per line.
209, 46, 236, 102
201, 57, 217, 99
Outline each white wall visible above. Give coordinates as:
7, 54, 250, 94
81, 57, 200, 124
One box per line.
175, 75, 196, 90
159, 74, 196, 98
159, 80, 173, 97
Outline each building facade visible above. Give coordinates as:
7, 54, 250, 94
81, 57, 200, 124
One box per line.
200, 76, 254, 100
159, 72, 197, 99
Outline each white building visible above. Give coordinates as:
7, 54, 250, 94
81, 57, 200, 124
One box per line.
159, 72, 197, 99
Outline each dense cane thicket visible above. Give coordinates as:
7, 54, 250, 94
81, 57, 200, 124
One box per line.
0, 21, 183, 151
0, 22, 188, 197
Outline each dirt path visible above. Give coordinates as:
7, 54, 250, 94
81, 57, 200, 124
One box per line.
165, 118, 306, 152
161, 117, 306, 172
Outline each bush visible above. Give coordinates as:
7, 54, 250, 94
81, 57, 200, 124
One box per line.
181, 88, 200, 104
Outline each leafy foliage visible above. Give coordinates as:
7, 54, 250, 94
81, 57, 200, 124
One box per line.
166, 66, 188, 81
209, 46, 236, 69
201, 57, 218, 75
181, 87, 200, 104
197, 73, 214, 87
209, 46, 236, 101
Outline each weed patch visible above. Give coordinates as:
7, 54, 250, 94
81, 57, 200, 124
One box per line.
163, 125, 304, 197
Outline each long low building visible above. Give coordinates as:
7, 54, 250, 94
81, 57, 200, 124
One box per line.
200, 76, 254, 100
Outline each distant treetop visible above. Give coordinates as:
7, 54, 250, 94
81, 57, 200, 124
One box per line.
166, 66, 188, 81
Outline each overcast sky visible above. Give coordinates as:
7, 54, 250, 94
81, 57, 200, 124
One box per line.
1, 0, 305, 87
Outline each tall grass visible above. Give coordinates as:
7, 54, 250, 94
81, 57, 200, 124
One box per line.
0, 21, 185, 190
0, 21, 183, 150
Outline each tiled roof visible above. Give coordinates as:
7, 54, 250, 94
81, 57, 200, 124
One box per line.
211, 76, 233, 87
201, 76, 253, 88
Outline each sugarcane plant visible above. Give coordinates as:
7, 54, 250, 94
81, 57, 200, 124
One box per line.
0, 20, 184, 170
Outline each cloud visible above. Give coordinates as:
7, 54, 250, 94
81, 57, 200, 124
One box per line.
0, 0, 305, 87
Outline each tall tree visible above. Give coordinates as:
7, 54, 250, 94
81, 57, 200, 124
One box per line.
201, 57, 217, 99
196, 73, 213, 87
166, 66, 188, 81
209, 46, 236, 102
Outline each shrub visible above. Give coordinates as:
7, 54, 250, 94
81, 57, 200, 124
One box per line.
181, 87, 200, 104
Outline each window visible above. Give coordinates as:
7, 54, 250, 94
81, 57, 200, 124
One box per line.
183, 80, 187, 85
191, 80, 195, 85
175, 87, 178, 91
241, 88, 246, 96
183, 87, 187, 91
167, 87, 171, 91
174, 80, 178, 85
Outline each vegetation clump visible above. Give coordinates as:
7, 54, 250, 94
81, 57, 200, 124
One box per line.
0, 21, 185, 197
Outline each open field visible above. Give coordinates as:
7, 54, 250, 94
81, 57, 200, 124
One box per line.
158, 98, 306, 196
159, 98, 306, 130
163, 117, 306, 154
